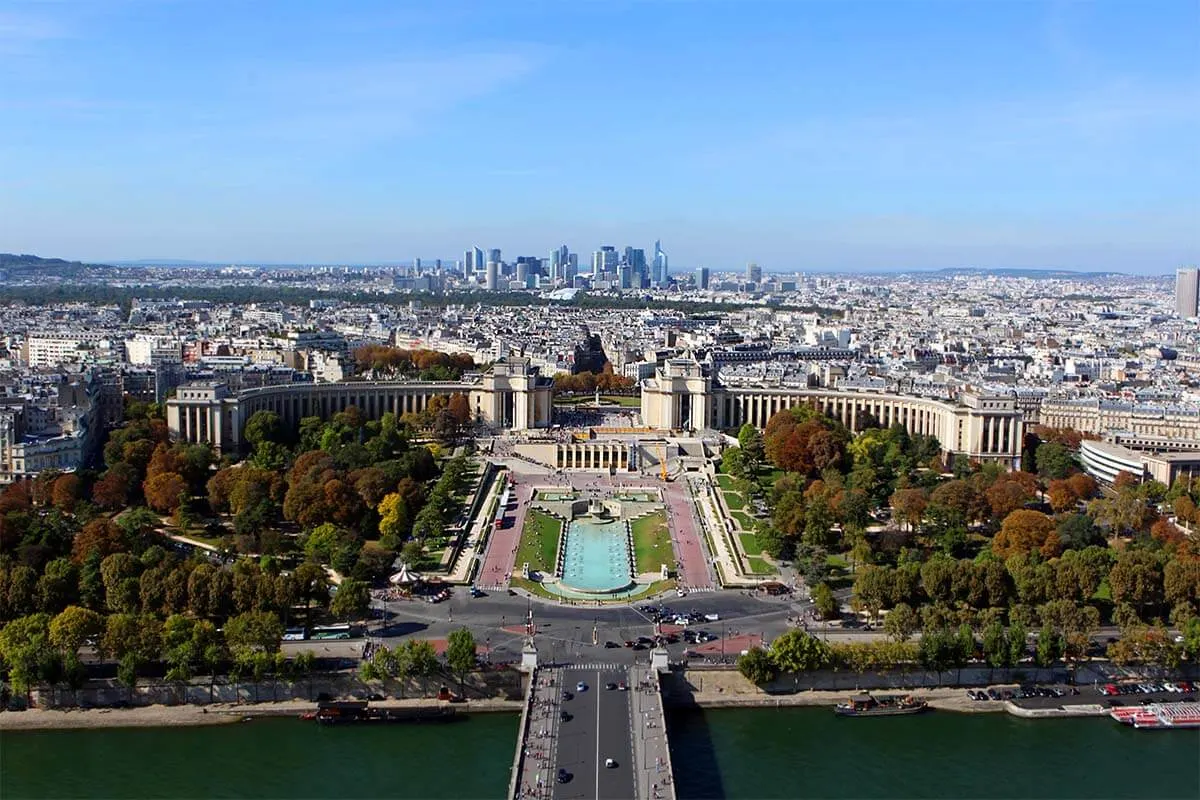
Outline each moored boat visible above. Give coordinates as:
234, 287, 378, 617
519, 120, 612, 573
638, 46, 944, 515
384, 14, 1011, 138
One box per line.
835, 693, 928, 717
314, 701, 460, 726
1112, 702, 1200, 730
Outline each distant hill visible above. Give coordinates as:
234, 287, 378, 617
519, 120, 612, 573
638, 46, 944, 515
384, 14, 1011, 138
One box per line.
0, 253, 112, 277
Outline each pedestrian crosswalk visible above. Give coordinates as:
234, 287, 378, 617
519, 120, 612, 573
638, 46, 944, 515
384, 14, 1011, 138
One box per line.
569, 663, 625, 671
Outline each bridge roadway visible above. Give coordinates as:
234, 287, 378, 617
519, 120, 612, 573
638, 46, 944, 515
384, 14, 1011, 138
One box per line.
512, 664, 675, 800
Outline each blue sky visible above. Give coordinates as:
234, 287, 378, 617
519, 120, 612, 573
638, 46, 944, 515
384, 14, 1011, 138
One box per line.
1, 0, 1197, 272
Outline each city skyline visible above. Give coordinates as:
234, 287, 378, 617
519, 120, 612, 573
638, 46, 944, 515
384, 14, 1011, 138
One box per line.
2, 0, 1197, 271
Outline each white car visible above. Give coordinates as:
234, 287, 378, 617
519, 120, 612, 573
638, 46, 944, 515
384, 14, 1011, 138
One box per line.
605, 758, 617, 768
576, 681, 588, 692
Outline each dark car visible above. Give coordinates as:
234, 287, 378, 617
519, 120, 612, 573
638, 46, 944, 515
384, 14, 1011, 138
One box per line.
604, 641, 620, 649
557, 769, 571, 784
562, 691, 573, 701
560, 710, 572, 722
605, 682, 618, 690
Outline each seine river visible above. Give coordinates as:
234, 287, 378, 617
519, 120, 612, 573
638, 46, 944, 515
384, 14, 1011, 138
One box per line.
2, 708, 1197, 799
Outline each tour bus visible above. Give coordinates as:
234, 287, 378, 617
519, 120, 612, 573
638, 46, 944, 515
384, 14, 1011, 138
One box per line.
283, 627, 306, 642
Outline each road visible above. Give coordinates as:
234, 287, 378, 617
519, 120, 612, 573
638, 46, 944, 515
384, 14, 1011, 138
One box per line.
553, 668, 635, 800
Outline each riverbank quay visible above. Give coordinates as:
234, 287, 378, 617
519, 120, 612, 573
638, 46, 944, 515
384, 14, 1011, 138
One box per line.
660, 667, 1179, 718
0, 697, 523, 731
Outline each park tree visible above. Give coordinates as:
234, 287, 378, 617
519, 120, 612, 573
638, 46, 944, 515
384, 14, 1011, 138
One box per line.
1035, 442, 1074, 480
37, 558, 79, 613
331, 578, 370, 620
0, 613, 55, 702
883, 603, 919, 642
992, 510, 1056, 559
1108, 550, 1164, 621
889, 488, 927, 531
71, 518, 127, 563
768, 630, 831, 673
49, 605, 104, 656
852, 565, 894, 622
243, 410, 284, 450
812, 582, 838, 621
224, 610, 284, 655
446, 627, 477, 693
144, 471, 187, 514
737, 646, 778, 685
737, 423, 764, 473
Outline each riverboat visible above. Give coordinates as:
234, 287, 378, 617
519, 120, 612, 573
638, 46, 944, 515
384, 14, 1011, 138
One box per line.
1110, 702, 1200, 730
835, 694, 928, 717
314, 701, 460, 726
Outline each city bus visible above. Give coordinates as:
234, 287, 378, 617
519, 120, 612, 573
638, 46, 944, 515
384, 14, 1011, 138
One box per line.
310, 624, 353, 640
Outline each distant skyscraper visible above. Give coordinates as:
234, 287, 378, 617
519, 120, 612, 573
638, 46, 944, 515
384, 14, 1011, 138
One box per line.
565, 253, 578, 285
485, 261, 499, 291
652, 240, 668, 285
696, 266, 710, 290
1177, 268, 1199, 317
549, 248, 563, 281
746, 262, 762, 284
488, 248, 501, 265
472, 246, 485, 277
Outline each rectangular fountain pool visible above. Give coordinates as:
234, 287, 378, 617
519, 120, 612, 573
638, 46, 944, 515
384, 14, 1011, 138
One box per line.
559, 517, 633, 593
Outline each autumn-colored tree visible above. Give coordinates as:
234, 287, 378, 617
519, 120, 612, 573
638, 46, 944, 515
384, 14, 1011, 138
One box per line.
447, 393, 472, 426
986, 478, 1032, 519
92, 466, 135, 510
1113, 471, 1140, 491
1150, 518, 1185, 547
1046, 480, 1078, 513
50, 474, 83, 513
1065, 474, 1097, 501
144, 471, 187, 514
889, 488, 928, 531
992, 509, 1056, 559
71, 519, 127, 563
1173, 495, 1197, 526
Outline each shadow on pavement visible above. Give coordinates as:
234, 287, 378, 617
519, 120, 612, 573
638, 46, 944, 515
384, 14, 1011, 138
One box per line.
378, 621, 430, 637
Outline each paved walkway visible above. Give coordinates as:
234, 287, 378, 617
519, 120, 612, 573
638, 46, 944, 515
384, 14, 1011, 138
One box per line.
515, 668, 563, 800
663, 480, 716, 591
629, 666, 677, 800
478, 477, 535, 590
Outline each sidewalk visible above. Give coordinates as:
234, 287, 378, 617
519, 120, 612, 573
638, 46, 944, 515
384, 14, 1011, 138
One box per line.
629, 665, 676, 800
447, 466, 505, 585
514, 668, 562, 800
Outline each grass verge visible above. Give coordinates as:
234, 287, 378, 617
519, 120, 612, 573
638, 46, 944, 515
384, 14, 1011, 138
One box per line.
630, 511, 672, 574
515, 509, 562, 575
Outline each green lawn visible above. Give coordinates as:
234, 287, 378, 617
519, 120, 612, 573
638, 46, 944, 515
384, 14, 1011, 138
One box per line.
630, 511, 673, 574
739, 532, 764, 557
715, 474, 738, 492
745, 556, 775, 575
516, 509, 562, 575
722, 490, 746, 511
730, 510, 756, 531
553, 394, 640, 407
755, 468, 785, 492
826, 553, 850, 569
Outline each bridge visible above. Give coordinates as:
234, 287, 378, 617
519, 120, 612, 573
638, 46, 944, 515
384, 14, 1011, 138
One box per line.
509, 647, 676, 800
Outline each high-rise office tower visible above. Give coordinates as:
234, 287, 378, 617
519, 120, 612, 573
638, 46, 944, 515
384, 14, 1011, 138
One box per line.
485, 261, 499, 291
652, 240, 668, 285
488, 248, 501, 265
696, 266, 710, 290
472, 246, 485, 277
565, 253, 578, 285
746, 262, 762, 284
549, 248, 563, 281
1176, 268, 1199, 317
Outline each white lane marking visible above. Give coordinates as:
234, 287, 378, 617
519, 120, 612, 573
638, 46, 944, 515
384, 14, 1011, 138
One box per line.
594, 669, 602, 800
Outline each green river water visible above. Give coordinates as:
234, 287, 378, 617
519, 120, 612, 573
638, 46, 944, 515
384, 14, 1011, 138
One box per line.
1, 708, 1197, 799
